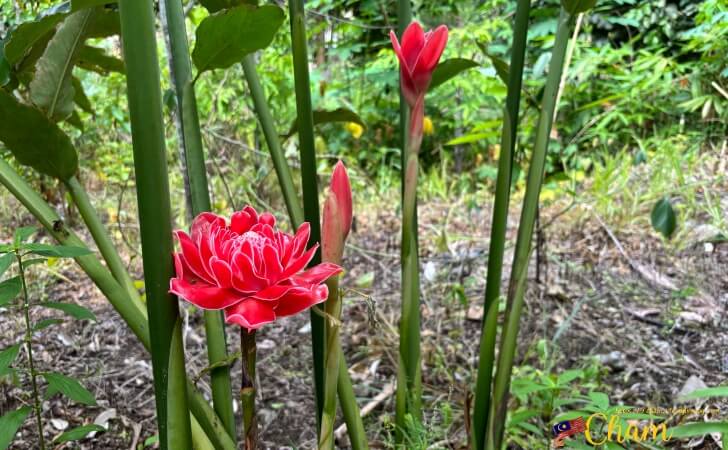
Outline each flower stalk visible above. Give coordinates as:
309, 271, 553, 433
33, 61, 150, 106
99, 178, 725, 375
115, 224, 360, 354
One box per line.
240, 329, 258, 449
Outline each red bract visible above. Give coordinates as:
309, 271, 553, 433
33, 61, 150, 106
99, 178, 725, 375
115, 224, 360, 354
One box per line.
322, 161, 353, 264
170, 206, 341, 330
390, 22, 448, 107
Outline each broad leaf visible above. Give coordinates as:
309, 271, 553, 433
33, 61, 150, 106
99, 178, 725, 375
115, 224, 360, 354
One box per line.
483, 51, 510, 85
33, 318, 65, 331
85, 10, 121, 39
71, 0, 116, 10
14, 226, 36, 246
72, 76, 93, 113
0, 277, 21, 307
66, 111, 84, 131
200, 0, 258, 13
429, 58, 479, 91
0, 41, 10, 86
671, 421, 728, 438
679, 386, 728, 400
0, 89, 78, 179
41, 302, 96, 321
561, 0, 597, 15
42, 372, 97, 405
285, 107, 366, 138
651, 197, 677, 239
76, 45, 125, 73
54, 424, 106, 443
0, 406, 32, 450
192, 4, 285, 73
0, 253, 13, 278
3, 13, 66, 65
0, 344, 21, 375
30, 9, 94, 121
22, 243, 91, 258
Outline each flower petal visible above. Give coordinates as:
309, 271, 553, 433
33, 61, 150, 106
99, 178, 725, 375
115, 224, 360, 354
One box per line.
401, 21, 425, 69
274, 284, 329, 318
170, 278, 241, 310
210, 257, 233, 288
294, 262, 342, 285
281, 244, 318, 280
413, 25, 448, 75
224, 299, 277, 330
176, 231, 214, 283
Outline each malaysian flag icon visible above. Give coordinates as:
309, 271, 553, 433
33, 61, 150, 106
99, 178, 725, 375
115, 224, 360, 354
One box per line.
552, 417, 585, 447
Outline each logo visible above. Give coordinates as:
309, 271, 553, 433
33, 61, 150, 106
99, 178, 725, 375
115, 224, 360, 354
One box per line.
552, 417, 585, 447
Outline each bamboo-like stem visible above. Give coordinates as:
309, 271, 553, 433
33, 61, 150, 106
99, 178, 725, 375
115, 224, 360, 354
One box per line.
16, 252, 45, 450
240, 329, 258, 449
65, 176, 141, 305
160, 0, 236, 439
241, 55, 304, 227
0, 159, 236, 450
486, 9, 577, 450
287, 0, 325, 425
319, 277, 341, 450
337, 353, 369, 450
395, 97, 424, 443
117, 0, 191, 447
471, 1, 531, 448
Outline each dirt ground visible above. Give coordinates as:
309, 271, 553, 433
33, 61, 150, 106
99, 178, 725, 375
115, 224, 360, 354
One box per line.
1, 190, 726, 449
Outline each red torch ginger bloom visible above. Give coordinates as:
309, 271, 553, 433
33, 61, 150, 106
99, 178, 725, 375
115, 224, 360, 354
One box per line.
170, 206, 342, 330
390, 22, 448, 107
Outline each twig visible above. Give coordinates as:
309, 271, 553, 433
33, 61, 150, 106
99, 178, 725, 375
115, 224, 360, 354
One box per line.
334, 380, 396, 440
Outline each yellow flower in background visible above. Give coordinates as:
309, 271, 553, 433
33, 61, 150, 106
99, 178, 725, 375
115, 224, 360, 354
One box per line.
345, 122, 363, 139
423, 116, 434, 136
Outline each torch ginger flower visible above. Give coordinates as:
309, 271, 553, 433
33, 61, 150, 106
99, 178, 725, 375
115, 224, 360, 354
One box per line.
170, 206, 341, 330
390, 22, 448, 108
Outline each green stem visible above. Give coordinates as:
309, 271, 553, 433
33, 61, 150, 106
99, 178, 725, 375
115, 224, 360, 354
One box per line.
486, 9, 576, 450
338, 349, 369, 450
240, 329, 257, 449
161, 0, 236, 439
64, 176, 141, 305
117, 0, 191, 447
396, 99, 424, 443
16, 251, 45, 450
241, 55, 305, 227
0, 158, 236, 450
287, 0, 325, 425
471, 0, 531, 448
319, 277, 341, 450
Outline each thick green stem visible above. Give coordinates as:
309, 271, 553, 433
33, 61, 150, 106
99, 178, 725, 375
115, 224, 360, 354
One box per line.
287, 0, 325, 425
486, 10, 576, 450
117, 0, 191, 447
0, 159, 235, 450
65, 176, 140, 305
16, 252, 45, 450
471, 0, 531, 448
161, 0, 236, 439
241, 55, 304, 227
319, 277, 341, 450
396, 99, 424, 443
240, 329, 257, 449
337, 347, 369, 450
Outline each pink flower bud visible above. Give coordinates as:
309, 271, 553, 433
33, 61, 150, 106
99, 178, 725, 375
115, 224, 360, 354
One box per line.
322, 161, 353, 264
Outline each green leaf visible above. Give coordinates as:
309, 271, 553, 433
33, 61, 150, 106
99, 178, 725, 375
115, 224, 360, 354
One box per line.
30, 9, 94, 122
76, 45, 125, 74
41, 302, 96, 321
22, 258, 48, 269
429, 58, 480, 91
200, 0, 258, 13
71, 0, 116, 10
671, 421, 728, 438
561, 0, 597, 15
72, 76, 93, 113
445, 131, 499, 146
651, 197, 677, 239
483, 51, 510, 85
192, 4, 285, 73
0, 89, 78, 179
33, 318, 64, 331
0, 406, 32, 450
285, 107, 366, 138
588, 391, 610, 410
54, 424, 106, 443
42, 371, 96, 405
0, 253, 13, 278
0, 277, 21, 307
3, 13, 66, 65
14, 226, 37, 247
23, 243, 91, 258
85, 10, 121, 39
0, 344, 21, 375
0, 40, 11, 86
679, 386, 728, 400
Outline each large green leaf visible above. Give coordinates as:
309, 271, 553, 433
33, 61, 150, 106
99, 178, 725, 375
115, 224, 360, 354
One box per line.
42, 371, 96, 405
0, 253, 13, 279
679, 386, 728, 400
0, 89, 78, 179
200, 0, 258, 13
0, 407, 32, 450
41, 301, 96, 321
22, 243, 91, 257
0, 277, 21, 307
76, 45, 125, 73
30, 9, 94, 121
3, 13, 66, 65
85, 9, 121, 38
54, 424, 106, 443
561, 0, 597, 15
0, 40, 11, 86
651, 197, 677, 239
0, 344, 21, 375
71, 76, 93, 113
429, 58, 480, 91
192, 4, 285, 73
71, 0, 116, 10
285, 107, 366, 138
671, 421, 728, 438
